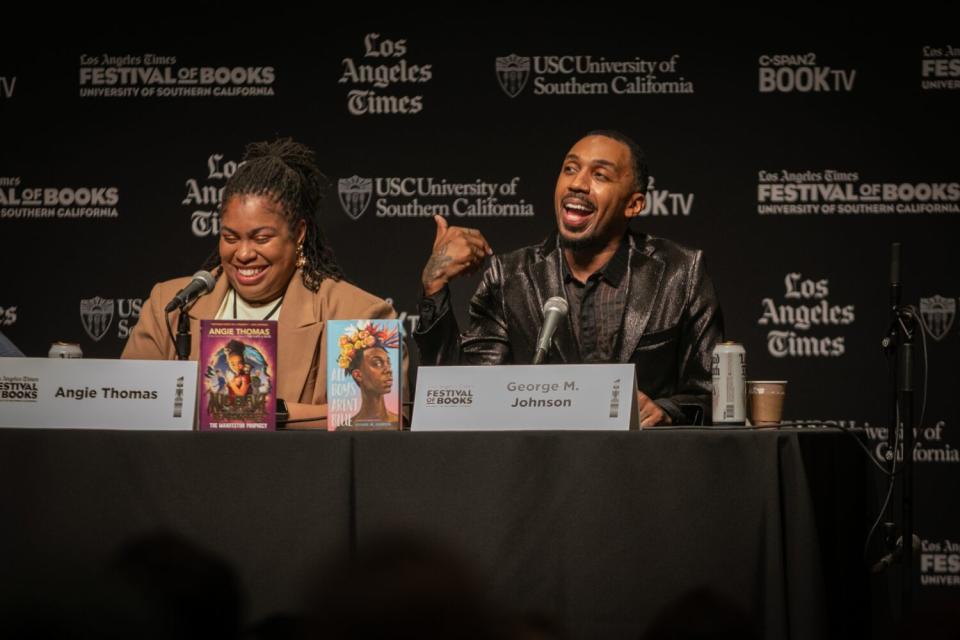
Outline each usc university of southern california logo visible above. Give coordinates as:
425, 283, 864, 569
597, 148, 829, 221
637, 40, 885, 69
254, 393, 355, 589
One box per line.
338, 175, 373, 220
80, 296, 114, 342
496, 54, 531, 98
920, 295, 956, 341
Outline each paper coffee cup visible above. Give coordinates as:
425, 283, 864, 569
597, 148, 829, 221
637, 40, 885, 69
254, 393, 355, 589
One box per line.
747, 380, 787, 427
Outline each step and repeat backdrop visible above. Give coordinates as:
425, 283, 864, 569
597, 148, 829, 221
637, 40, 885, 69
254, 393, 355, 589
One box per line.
1, 12, 958, 611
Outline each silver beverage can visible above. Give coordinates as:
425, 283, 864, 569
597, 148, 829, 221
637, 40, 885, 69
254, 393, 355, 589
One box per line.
712, 341, 746, 425
48, 342, 83, 358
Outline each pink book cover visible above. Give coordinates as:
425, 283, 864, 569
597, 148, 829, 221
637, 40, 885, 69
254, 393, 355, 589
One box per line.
198, 320, 277, 431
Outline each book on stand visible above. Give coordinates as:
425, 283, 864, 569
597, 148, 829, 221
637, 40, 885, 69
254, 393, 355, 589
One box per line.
326, 319, 402, 431
198, 320, 277, 431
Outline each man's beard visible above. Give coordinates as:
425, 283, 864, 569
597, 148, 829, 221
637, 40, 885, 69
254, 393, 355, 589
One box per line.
559, 230, 607, 252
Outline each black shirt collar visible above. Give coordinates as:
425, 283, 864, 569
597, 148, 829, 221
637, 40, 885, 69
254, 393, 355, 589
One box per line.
560, 233, 630, 287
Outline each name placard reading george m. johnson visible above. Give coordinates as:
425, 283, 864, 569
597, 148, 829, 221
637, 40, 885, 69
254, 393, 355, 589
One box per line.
0, 357, 198, 430
412, 364, 637, 431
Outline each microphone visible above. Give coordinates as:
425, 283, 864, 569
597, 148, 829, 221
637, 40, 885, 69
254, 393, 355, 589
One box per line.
532, 296, 568, 365
871, 534, 921, 574
164, 270, 216, 312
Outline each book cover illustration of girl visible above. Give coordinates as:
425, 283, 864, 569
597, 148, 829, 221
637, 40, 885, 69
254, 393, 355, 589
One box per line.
204, 338, 272, 420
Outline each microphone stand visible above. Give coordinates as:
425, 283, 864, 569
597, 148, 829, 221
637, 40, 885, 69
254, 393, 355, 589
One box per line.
881, 244, 900, 485
175, 305, 192, 361
878, 242, 915, 622
532, 347, 549, 365
896, 305, 916, 621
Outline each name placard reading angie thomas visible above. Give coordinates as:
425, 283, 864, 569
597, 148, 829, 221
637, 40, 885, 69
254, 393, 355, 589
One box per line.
0, 357, 197, 430
412, 364, 637, 431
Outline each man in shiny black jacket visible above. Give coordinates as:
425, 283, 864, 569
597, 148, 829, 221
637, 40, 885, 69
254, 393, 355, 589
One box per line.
414, 131, 724, 426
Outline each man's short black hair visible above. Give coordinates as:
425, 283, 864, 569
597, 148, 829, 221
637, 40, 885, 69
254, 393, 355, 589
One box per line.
584, 129, 649, 194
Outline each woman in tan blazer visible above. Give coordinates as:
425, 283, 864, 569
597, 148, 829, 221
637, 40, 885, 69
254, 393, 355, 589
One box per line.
122, 138, 402, 428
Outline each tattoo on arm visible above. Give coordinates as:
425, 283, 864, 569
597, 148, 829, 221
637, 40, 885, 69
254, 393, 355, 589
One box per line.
424, 245, 454, 282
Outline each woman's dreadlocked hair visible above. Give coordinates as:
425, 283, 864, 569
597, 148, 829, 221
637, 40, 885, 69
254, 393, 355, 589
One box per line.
202, 137, 344, 291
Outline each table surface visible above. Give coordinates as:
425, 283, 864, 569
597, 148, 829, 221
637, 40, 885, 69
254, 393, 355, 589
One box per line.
0, 427, 873, 639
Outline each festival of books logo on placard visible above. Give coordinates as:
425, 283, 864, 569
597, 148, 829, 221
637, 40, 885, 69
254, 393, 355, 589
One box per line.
424, 386, 474, 407
0, 376, 39, 402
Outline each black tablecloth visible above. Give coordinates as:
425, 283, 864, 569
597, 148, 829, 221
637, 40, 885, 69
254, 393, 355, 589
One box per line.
0, 427, 871, 639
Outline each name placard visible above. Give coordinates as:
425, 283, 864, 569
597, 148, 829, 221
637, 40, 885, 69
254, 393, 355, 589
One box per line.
412, 364, 638, 431
0, 358, 198, 430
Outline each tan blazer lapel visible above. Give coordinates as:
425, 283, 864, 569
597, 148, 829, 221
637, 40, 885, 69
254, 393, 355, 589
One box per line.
276, 276, 322, 403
